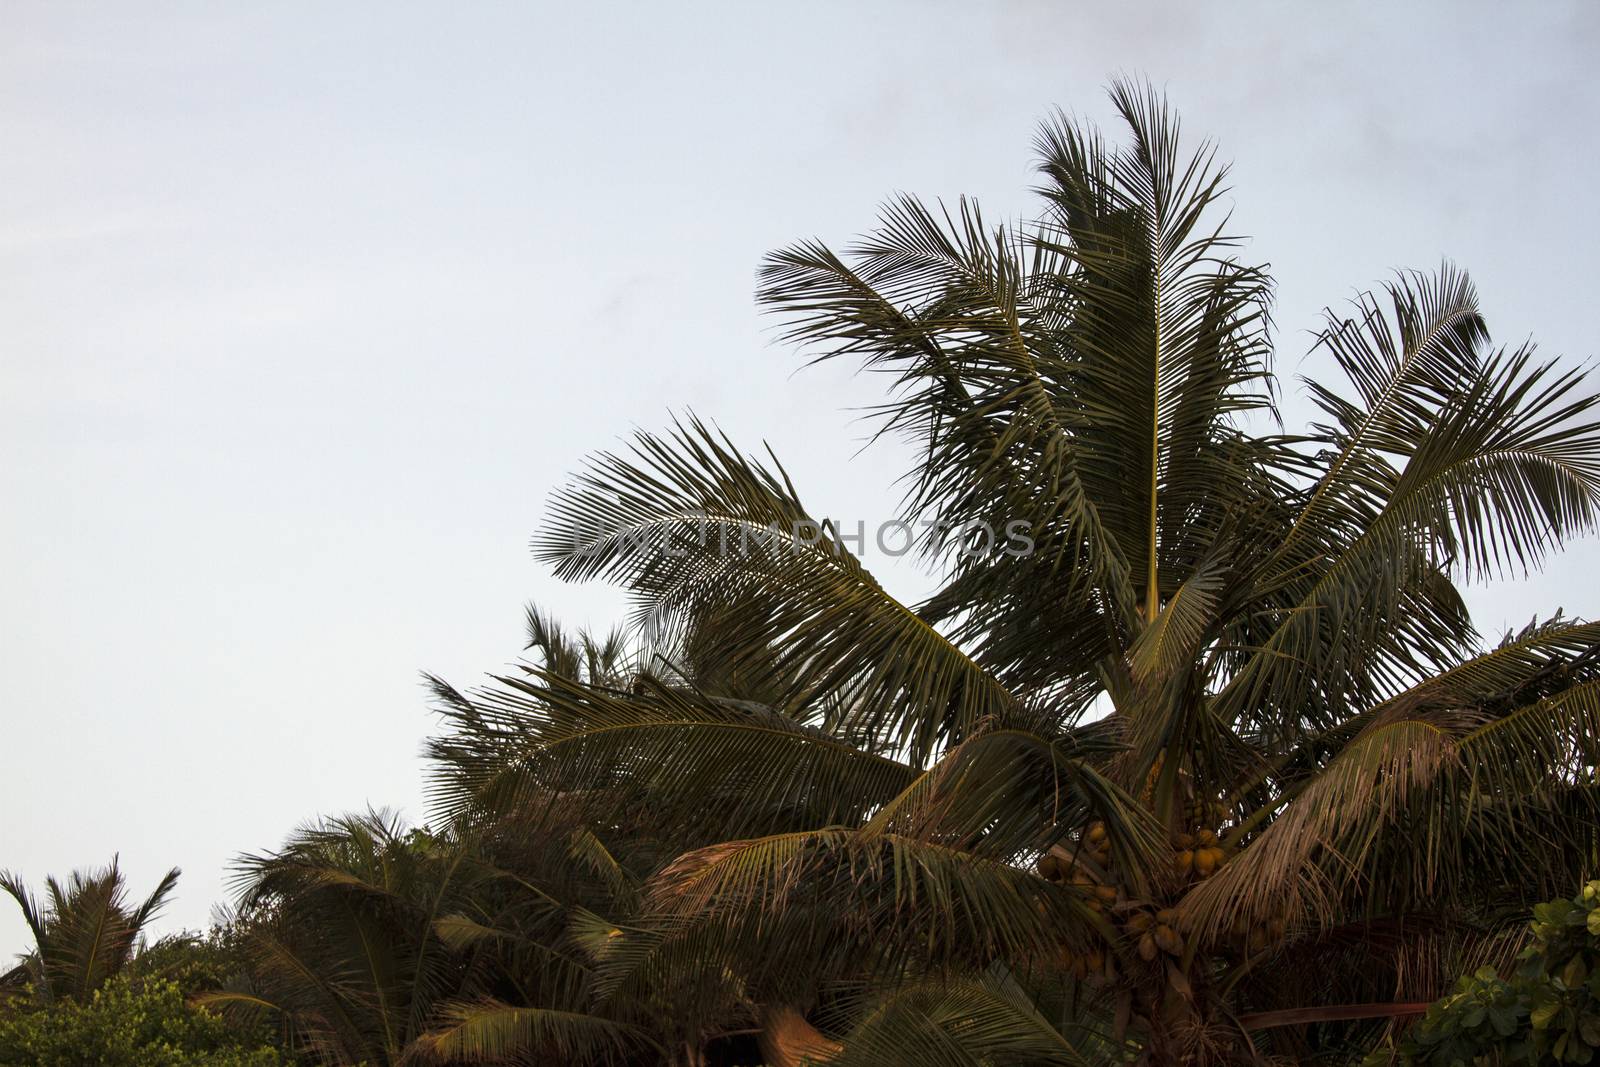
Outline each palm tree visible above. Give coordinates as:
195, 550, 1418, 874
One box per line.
204, 808, 659, 1066
427, 80, 1600, 1066
0, 857, 181, 1003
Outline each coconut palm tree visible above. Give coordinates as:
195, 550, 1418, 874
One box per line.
208, 614, 679, 1066
427, 80, 1600, 1066
419, 611, 794, 1066
205, 807, 661, 1067
0, 858, 181, 1003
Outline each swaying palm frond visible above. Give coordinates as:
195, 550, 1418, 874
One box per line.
1186, 622, 1600, 941
636, 826, 1116, 1007
404, 1000, 661, 1064
427, 670, 919, 843
824, 974, 1105, 1067
1222, 270, 1600, 742
533, 416, 1017, 762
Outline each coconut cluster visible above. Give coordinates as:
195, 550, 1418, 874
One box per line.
1172, 828, 1226, 880
1226, 908, 1290, 954
1036, 821, 1119, 980
1035, 763, 1294, 983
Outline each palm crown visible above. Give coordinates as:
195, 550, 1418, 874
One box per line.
0, 858, 181, 1005
416, 79, 1600, 1065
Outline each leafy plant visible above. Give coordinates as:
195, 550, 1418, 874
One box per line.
0, 974, 290, 1067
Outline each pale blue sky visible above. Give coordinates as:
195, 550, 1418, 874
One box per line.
3, 1, 1597, 958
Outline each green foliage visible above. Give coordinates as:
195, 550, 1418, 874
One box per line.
0, 975, 290, 1067
1370, 882, 1600, 1065
131, 925, 259, 998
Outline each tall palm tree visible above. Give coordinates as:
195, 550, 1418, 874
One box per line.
428, 80, 1600, 1066
0, 857, 181, 1003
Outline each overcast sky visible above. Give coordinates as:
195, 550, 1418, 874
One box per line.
3, 1, 1596, 959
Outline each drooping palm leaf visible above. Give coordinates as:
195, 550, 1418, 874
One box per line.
405, 1000, 661, 1064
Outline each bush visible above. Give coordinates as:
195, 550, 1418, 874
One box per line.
1369, 881, 1600, 1065
0, 974, 290, 1067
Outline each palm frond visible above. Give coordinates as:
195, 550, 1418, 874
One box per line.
641, 827, 1112, 994
533, 416, 1016, 760
405, 1000, 661, 1064
861, 722, 1167, 894
427, 664, 919, 842
827, 974, 1105, 1067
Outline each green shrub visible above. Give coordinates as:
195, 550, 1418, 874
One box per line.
0, 974, 290, 1067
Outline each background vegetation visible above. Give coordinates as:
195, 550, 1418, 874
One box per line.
5, 81, 1597, 1066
